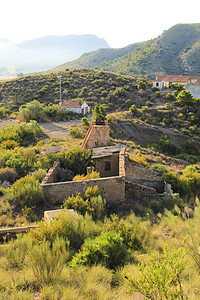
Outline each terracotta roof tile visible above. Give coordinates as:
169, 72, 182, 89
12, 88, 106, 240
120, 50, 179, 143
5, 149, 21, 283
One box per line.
62, 100, 84, 108
156, 75, 190, 83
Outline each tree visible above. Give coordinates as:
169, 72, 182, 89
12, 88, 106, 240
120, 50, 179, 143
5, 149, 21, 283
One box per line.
92, 104, 107, 125
175, 90, 196, 106
129, 104, 138, 115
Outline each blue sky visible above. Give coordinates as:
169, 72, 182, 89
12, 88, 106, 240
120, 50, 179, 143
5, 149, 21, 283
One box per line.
1, 0, 200, 48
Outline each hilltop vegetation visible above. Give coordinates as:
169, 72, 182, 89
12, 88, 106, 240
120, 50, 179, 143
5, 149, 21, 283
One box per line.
51, 24, 200, 78
0, 69, 152, 111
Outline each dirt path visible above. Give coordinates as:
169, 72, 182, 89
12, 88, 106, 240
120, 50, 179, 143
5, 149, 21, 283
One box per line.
0, 115, 92, 138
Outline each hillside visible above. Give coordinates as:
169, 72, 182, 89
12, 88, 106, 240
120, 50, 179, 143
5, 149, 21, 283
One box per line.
0, 69, 152, 111
0, 68, 200, 156
50, 23, 200, 78
0, 35, 110, 75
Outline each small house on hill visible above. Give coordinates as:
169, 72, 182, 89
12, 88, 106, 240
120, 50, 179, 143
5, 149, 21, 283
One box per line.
153, 75, 200, 98
61, 100, 90, 115
153, 75, 191, 89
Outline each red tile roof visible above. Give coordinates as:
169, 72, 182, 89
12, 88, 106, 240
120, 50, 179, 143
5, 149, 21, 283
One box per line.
156, 75, 190, 83
62, 100, 84, 108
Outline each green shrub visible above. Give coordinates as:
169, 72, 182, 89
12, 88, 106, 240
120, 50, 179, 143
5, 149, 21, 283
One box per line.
103, 214, 142, 250
129, 104, 138, 114
30, 237, 69, 284
35, 151, 57, 170
81, 117, 89, 126
71, 231, 130, 269
0, 140, 19, 150
163, 171, 186, 196
29, 213, 101, 250
31, 169, 47, 183
126, 247, 185, 299
162, 194, 184, 212
69, 127, 84, 138
63, 186, 106, 220
0, 121, 45, 146
18, 100, 45, 122
58, 147, 92, 176
151, 164, 168, 173
73, 170, 100, 182
63, 193, 93, 215
0, 148, 37, 175
2, 174, 42, 208
5, 234, 31, 269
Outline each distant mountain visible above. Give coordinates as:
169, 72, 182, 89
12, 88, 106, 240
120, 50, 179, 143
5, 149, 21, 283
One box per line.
0, 35, 110, 75
50, 23, 200, 78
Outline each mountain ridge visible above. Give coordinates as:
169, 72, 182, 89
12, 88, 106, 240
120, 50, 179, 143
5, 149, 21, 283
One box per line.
49, 23, 200, 78
0, 34, 110, 75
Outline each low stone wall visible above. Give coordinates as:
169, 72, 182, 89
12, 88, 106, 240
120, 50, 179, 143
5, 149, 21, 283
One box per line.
125, 180, 159, 206
125, 159, 163, 181
131, 179, 164, 193
41, 176, 125, 205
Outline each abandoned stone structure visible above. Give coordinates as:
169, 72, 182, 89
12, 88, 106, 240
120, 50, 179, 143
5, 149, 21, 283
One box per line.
41, 145, 169, 209
41, 117, 172, 209
41, 146, 126, 206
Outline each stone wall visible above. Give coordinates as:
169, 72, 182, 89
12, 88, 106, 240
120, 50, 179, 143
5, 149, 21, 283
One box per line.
42, 162, 59, 184
41, 176, 125, 205
125, 159, 163, 181
125, 181, 159, 206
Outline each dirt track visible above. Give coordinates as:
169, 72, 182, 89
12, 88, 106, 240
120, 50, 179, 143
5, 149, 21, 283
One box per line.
0, 118, 84, 138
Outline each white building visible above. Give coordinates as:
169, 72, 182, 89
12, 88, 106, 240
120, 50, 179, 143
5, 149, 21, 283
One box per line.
61, 100, 90, 114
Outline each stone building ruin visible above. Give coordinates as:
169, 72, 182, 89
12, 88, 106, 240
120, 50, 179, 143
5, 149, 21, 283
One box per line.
41, 120, 171, 209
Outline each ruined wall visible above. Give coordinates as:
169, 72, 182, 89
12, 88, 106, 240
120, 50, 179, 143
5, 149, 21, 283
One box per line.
125, 181, 159, 206
42, 162, 59, 184
81, 120, 110, 149
41, 176, 125, 205
125, 159, 163, 181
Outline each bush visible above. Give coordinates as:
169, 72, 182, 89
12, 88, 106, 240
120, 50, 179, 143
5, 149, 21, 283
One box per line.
18, 100, 46, 122
129, 153, 149, 167
81, 117, 89, 126
73, 170, 100, 182
31, 169, 47, 183
129, 104, 138, 114
69, 127, 84, 138
0, 140, 19, 150
0, 167, 18, 183
63, 193, 93, 215
2, 174, 42, 208
58, 147, 92, 176
5, 234, 31, 269
0, 121, 45, 146
29, 213, 101, 250
35, 151, 57, 170
71, 231, 130, 269
0, 148, 37, 176
63, 186, 105, 220
30, 237, 69, 284
126, 247, 185, 299
151, 164, 168, 173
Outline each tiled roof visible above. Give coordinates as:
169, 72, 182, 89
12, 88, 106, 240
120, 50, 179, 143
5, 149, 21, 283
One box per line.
62, 100, 84, 108
156, 75, 190, 83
